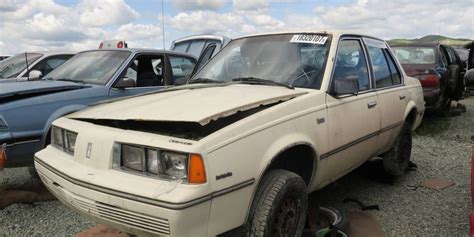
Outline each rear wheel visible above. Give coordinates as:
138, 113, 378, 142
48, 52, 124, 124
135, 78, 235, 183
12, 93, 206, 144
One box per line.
244, 169, 308, 237
382, 122, 412, 176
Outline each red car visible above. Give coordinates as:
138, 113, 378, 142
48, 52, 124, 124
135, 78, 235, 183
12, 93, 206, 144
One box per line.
391, 43, 465, 113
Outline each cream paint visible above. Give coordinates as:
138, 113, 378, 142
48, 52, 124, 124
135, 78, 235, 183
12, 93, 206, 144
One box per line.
35, 31, 425, 237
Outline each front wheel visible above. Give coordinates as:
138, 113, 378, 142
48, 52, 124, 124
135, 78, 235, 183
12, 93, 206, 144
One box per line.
382, 122, 412, 176
244, 169, 308, 237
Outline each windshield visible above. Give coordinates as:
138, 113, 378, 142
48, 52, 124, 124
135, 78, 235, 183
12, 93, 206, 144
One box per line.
192, 33, 331, 89
45, 50, 130, 85
0, 53, 42, 78
392, 47, 436, 64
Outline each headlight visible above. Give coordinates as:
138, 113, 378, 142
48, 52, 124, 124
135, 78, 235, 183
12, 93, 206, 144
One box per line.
51, 126, 77, 155
115, 143, 206, 184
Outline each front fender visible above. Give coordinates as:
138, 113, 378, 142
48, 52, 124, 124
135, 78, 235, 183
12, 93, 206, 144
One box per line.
40, 104, 90, 147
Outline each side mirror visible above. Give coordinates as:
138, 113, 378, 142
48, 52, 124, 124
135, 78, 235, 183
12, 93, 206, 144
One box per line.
28, 70, 43, 80
114, 77, 136, 89
465, 69, 474, 87
333, 78, 359, 96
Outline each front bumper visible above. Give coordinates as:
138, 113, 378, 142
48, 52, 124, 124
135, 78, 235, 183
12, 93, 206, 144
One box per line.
34, 154, 212, 237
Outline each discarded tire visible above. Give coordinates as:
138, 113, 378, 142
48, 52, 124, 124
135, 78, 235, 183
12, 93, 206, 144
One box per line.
303, 206, 350, 237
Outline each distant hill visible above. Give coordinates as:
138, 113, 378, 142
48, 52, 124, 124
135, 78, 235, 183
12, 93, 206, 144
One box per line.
388, 35, 473, 46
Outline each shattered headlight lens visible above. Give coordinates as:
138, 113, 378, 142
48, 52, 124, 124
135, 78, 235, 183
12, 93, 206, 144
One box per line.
116, 143, 206, 184
51, 126, 77, 155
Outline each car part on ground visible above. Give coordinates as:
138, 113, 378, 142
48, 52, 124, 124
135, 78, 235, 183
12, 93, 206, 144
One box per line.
303, 206, 350, 237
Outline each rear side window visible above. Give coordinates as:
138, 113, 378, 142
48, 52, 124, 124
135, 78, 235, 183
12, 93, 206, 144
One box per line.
333, 40, 370, 91
368, 45, 392, 88
170, 56, 195, 83
384, 50, 401, 85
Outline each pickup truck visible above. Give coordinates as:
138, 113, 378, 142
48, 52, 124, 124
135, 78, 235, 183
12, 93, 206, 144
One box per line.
34, 31, 424, 237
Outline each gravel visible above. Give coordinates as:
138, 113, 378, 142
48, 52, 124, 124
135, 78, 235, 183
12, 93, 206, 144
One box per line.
1, 98, 473, 236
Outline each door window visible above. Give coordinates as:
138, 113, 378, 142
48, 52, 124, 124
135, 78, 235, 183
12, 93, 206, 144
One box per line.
367, 45, 392, 88
124, 55, 164, 87
169, 56, 196, 85
32, 55, 72, 76
384, 50, 401, 85
333, 40, 370, 91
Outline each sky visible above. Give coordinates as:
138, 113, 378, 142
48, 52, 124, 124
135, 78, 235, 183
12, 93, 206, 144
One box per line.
0, 0, 473, 55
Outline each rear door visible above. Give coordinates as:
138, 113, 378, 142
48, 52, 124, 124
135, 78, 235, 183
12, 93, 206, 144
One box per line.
364, 38, 407, 154
325, 37, 381, 179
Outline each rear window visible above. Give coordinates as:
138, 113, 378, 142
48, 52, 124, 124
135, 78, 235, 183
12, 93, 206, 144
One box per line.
392, 47, 436, 64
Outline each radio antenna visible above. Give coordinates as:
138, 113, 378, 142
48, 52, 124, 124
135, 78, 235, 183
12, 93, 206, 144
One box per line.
25, 52, 30, 81
162, 0, 166, 49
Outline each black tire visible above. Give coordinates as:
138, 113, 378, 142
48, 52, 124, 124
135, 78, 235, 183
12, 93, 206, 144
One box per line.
433, 78, 451, 114
447, 65, 460, 97
382, 122, 412, 176
244, 169, 308, 237
28, 166, 40, 179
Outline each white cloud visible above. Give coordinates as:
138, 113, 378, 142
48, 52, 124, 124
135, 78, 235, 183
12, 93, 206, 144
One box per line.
233, 0, 268, 11
309, 0, 474, 39
78, 0, 139, 27
170, 11, 244, 35
174, 0, 227, 11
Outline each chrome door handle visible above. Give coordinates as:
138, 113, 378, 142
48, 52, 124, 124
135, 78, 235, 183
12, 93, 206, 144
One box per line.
367, 101, 377, 108
399, 94, 406, 100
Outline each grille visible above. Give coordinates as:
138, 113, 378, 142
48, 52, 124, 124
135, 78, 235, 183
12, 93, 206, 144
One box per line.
44, 177, 170, 235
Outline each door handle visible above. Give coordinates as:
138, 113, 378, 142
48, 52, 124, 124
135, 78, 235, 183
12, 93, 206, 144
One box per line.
367, 101, 377, 108
399, 94, 406, 100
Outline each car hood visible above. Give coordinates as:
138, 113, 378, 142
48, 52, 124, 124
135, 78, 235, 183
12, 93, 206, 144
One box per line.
70, 84, 308, 126
0, 80, 89, 102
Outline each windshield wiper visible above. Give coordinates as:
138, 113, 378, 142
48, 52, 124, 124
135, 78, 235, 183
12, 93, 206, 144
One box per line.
55, 78, 85, 84
188, 78, 225, 84
232, 77, 294, 89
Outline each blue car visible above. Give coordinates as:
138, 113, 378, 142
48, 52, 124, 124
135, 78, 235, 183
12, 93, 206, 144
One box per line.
0, 48, 196, 169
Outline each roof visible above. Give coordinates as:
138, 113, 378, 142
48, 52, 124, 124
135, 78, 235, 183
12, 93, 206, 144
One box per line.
172, 34, 229, 44
233, 30, 384, 42
390, 43, 442, 47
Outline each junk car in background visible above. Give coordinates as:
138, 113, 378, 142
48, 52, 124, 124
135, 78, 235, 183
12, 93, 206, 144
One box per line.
0, 48, 196, 170
391, 43, 466, 112
0, 51, 74, 83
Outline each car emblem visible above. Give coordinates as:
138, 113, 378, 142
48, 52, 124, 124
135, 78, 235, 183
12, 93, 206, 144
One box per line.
86, 143, 92, 158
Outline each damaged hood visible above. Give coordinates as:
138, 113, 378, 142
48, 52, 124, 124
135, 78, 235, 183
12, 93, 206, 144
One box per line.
0, 80, 89, 101
70, 85, 308, 125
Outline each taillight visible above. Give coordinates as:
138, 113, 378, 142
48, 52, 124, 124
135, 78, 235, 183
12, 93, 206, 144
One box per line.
419, 74, 439, 87
117, 41, 124, 48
